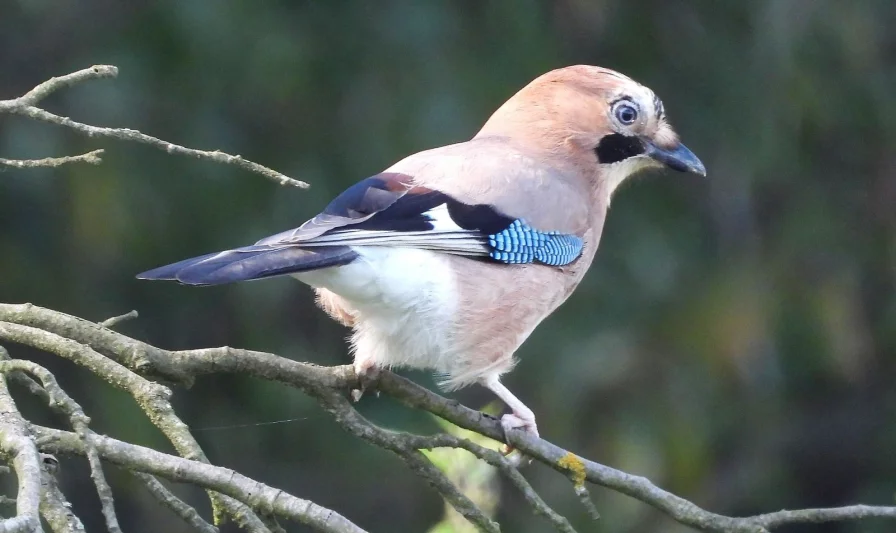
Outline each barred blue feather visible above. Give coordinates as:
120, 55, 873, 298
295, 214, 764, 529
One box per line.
487, 219, 583, 266
139, 170, 585, 285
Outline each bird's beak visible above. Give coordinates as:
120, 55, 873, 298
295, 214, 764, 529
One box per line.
645, 141, 706, 176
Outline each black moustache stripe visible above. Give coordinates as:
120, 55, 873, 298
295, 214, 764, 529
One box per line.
595, 133, 645, 164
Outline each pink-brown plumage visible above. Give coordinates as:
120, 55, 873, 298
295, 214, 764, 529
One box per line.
310, 65, 703, 438
140, 64, 705, 445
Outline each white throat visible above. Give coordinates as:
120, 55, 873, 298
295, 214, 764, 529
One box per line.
601, 155, 655, 204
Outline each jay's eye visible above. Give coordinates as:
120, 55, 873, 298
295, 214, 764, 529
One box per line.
614, 102, 638, 125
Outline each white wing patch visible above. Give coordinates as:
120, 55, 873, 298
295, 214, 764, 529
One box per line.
423, 203, 466, 232
291, 202, 490, 256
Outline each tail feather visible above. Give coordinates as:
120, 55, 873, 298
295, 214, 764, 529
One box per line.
137, 245, 358, 286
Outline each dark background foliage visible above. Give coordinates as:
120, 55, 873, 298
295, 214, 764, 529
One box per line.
2, 1, 895, 532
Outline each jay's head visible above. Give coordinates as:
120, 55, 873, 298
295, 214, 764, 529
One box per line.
478, 65, 706, 195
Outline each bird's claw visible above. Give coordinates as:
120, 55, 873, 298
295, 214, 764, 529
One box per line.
350, 363, 381, 402
500, 412, 538, 465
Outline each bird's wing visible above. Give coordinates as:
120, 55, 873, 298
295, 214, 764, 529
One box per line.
256, 169, 584, 265
254, 172, 494, 256
138, 142, 589, 285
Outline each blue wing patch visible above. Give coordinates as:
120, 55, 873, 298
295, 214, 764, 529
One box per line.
488, 219, 583, 266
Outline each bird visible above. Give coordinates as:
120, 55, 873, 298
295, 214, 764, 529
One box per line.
138, 65, 705, 442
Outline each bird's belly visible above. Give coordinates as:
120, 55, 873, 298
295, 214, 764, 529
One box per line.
293, 247, 459, 373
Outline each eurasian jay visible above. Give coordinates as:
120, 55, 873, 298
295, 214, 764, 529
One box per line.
139, 65, 705, 440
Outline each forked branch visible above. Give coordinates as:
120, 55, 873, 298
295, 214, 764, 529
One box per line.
0, 66, 306, 187
0, 304, 894, 533
1, 67, 894, 533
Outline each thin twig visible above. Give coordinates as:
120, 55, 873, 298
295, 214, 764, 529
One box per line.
258, 514, 288, 533
0, 346, 50, 405
0, 65, 306, 188
16, 65, 119, 107
132, 472, 218, 533
0, 320, 267, 532
3, 304, 896, 532
0, 516, 41, 533
40, 457, 85, 533
572, 485, 601, 521
398, 449, 499, 533
401, 432, 577, 533
0, 150, 104, 170
33, 426, 367, 533
18, 104, 307, 188
753, 506, 896, 529
98, 310, 139, 329
0, 360, 121, 533
0, 373, 44, 533
300, 383, 500, 533
0, 304, 196, 386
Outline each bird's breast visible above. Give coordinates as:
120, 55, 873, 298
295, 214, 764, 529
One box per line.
294, 247, 461, 372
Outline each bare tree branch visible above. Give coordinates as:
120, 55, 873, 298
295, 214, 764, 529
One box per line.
2, 67, 894, 533
752, 506, 896, 529
0, 360, 121, 533
11, 65, 119, 107
0, 346, 50, 406
0, 66, 306, 188
39, 455, 86, 533
33, 426, 366, 533
0, 516, 40, 533
385, 430, 575, 532
257, 515, 287, 533
1, 303, 894, 532
308, 386, 501, 532
0, 372, 44, 533
0, 320, 267, 531
0, 305, 195, 386
98, 311, 138, 330
131, 472, 218, 533
0, 150, 104, 170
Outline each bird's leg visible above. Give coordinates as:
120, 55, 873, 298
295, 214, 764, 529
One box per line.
351, 358, 381, 402
483, 376, 538, 459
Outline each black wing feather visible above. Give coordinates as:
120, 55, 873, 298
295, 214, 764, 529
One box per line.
138, 245, 357, 285
257, 172, 514, 244
137, 172, 525, 286
255, 172, 417, 244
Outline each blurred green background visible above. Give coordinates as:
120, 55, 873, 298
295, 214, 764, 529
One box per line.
2, 1, 895, 532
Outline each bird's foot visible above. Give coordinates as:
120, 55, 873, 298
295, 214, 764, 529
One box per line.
350, 361, 381, 402
481, 376, 539, 464
499, 409, 538, 465
500, 411, 539, 438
